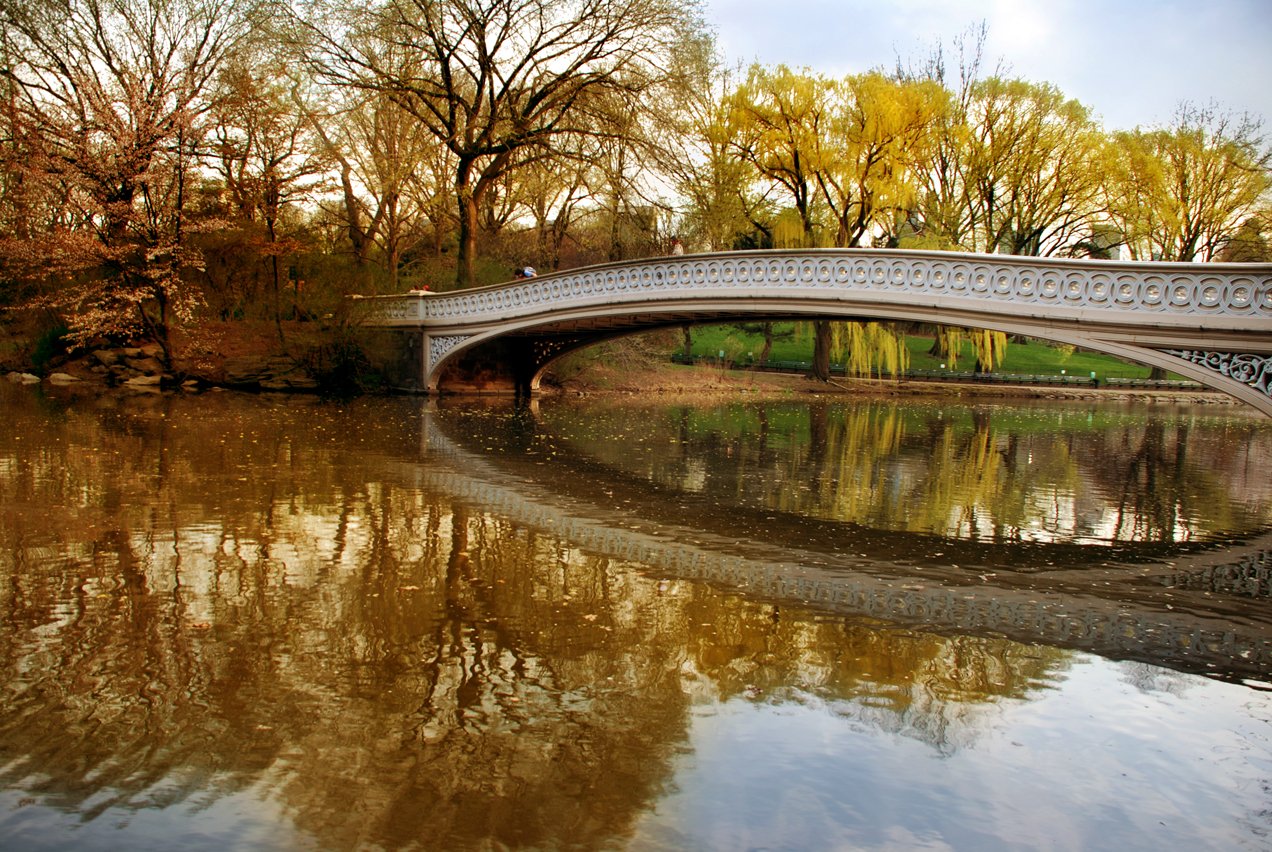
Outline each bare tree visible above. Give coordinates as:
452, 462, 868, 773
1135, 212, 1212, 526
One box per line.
209, 53, 330, 336
647, 34, 754, 253
307, 85, 455, 287
288, 0, 698, 287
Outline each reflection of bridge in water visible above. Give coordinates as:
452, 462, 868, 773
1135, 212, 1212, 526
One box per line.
400, 406, 1272, 686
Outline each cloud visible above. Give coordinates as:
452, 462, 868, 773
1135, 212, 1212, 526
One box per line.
705, 0, 1272, 130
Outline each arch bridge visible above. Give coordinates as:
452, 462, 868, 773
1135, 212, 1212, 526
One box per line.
357, 249, 1272, 416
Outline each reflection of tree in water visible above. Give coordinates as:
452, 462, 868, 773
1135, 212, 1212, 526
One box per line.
0, 388, 1090, 846
1118, 661, 1190, 698
256, 502, 695, 849
541, 399, 1272, 543
676, 585, 1068, 755
1085, 420, 1269, 541
0, 523, 302, 821
0, 390, 692, 848
0, 500, 692, 847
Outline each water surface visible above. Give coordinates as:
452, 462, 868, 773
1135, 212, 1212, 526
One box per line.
1, 384, 1269, 850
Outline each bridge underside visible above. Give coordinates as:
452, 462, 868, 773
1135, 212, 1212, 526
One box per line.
370, 301, 1272, 415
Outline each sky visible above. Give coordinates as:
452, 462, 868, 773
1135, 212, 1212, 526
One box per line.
704, 0, 1272, 131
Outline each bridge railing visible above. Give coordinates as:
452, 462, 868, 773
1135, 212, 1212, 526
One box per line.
359, 249, 1272, 330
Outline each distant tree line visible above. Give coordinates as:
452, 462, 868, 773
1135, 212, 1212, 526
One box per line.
1, 0, 1268, 373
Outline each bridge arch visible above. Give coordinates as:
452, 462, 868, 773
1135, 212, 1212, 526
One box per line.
360, 249, 1272, 415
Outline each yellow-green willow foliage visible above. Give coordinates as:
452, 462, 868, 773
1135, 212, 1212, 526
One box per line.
814, 72, 948, 247
968, 329, 1008, 372
931, 326, 1009, 372
727, 65, 830, 241
1106, 105, 1272, 261
829, 321, 910, 377
772, 209, 818, 248
960, 77, 1105, 256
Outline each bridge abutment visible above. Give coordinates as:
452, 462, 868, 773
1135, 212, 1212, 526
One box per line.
363, 328, 425, 392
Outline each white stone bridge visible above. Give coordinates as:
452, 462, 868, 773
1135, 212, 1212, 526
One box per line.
357, 249, 1272, 416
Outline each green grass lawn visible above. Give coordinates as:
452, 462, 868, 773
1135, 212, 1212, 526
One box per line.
682, 322, 1164, 379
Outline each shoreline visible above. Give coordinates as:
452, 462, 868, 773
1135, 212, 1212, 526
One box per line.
5, 359, 1247, 414
548, 363, 1243, 410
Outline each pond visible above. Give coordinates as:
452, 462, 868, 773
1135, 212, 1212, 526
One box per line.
1, 383, 1270, 850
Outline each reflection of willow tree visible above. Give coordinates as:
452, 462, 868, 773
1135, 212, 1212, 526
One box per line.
898, 411, 1083, 540
788, 405, 1085, 540
541, 400, 1272, 543
544, 401, 1073, 539
810, 403, 903, 519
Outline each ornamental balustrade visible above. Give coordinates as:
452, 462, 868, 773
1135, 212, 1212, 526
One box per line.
356, 249, 1272, 413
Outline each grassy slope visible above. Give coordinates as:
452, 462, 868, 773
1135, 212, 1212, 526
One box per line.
684, 322, 1163, 379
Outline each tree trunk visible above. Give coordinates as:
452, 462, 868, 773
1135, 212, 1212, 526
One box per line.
387, 243, 401, 291
137, 285, 172, 369
340, 164, 373, 265
811, 320, 831, 381
267, 217, 285, 343
456, 191, 479, 288
454, 158, 480, 288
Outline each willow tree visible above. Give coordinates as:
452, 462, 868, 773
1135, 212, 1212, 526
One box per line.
897, 24, 990, 251
726, 66, 834, 377
0, 0, 254, 362
960, 77, 1105, 256
1107, 105, 1272, 261
654, 36, 755, 252
292, 0, 697, 287
808, 73, 946, 380
726, 64, 828, 245
813, 73, 947, 248
929, 325, 1008, 373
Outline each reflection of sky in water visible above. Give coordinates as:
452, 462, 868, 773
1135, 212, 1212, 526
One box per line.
634, 658, 1272, 850
0, 782, 306, 852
